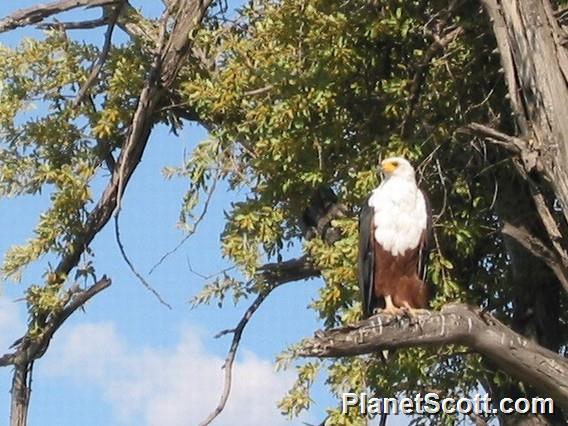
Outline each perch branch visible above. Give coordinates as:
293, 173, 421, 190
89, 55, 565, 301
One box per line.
299, 303, 568, 410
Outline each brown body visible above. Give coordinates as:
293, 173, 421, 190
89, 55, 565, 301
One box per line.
374, 241, 428, 309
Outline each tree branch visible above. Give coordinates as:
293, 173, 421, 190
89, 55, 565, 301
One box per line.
0, 277, 112, 368
502, 221, 568, 294
299, 303, 568, 410
73, 2, 123, 108
0, 0, 119, 33
199, 255, 320, 425
53, 0, 212, 278
458, 122, 540, 172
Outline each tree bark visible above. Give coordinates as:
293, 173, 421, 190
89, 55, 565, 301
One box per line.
299, 304, 568, 411
481, 0, 568, 228
9, 364, 30, 426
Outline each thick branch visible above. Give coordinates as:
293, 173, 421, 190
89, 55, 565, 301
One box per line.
257, 255, 320, 285
299, 303, 568, 410
458, 122, 540, 172
0, 0, 119, 33
54, 0, 212, 277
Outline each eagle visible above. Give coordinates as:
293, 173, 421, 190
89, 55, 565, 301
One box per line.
358, 157, 432, 318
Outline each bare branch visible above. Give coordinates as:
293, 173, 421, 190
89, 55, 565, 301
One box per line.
114, 215, 172, 309
0, 0, 119, 33
299, 303, 568, 410
502, 221, 568, 294
198, 289, 271, 426
149, 173, 219, 275
458, 122, 540, 172
73, 3, 123, 108
199, 255, 320, 425
37, 17, 109, 30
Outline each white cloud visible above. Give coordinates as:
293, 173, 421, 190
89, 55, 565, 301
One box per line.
42, 322, 305, 426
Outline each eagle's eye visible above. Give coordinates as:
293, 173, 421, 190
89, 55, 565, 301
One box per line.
391, 161, 399, 167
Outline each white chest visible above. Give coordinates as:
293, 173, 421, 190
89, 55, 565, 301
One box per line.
368, 178, 427, 256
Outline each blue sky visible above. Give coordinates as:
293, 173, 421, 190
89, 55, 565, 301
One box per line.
0, 2, 407, 425
0, 2, 325, 425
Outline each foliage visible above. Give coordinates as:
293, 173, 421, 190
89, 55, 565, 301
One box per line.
2, 0, 567, 425
182, 0, 520, 423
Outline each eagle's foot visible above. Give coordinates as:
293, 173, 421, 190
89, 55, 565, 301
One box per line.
380, 295, 403, 317
378, 305, 403, 317
400, 306, 430, 323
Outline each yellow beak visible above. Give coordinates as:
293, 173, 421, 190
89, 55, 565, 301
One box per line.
381, 160, 397, 174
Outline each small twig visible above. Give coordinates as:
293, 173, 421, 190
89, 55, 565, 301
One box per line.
243, 84, 273, 96
73, 3, 123, 108
186, 258, 235, 281
149, 173, 218, 274
214, 328, 236, 339
114, 215, 172, 309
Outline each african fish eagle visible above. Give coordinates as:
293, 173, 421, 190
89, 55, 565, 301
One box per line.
358, 157, 432, 318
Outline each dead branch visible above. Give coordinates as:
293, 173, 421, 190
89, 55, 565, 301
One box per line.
199, 256, 320, 426
298, 303, 568, 411
0, 0, 119, 33
73, 2, 123, 107
114, 215, 172, 309
502, 221, 568, 294
458, 122, 540, 172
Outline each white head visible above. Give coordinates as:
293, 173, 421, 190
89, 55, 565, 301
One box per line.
380, 157, 416, 181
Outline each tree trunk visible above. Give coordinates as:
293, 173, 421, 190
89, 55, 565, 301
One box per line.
481, 0, 568, 218
10, 364, 30, 426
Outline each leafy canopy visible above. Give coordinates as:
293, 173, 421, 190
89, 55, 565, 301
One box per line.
1, 0, 561, 424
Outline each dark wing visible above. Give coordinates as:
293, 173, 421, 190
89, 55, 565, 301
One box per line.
418, 189, 432, 282
358, 197, 375, 319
